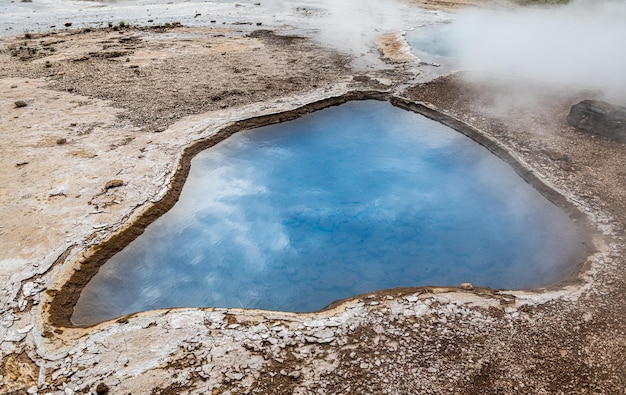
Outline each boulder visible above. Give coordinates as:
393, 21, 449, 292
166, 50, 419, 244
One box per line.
567, 100, 626, 143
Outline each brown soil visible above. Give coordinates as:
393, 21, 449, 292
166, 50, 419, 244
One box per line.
0, 27, 353, 132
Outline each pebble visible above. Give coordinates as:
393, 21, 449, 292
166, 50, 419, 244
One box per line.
4, 330, 27, 342
104, 179, 124, 190
14, 100, 27, 108
48, 186, 68, 197
22, 282, 36, 297
17, 324, 33, 334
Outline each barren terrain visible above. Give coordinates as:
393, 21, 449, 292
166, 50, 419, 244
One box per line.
1, 1, 626, 394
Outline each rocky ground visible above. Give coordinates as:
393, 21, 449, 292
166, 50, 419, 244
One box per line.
1, 1, 626, 394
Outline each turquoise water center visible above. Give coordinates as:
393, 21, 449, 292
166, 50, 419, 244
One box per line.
72, 100, 584, 325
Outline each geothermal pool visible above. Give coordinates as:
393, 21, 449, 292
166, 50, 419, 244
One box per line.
72, 100, 584, 325
407, 23, 455, 58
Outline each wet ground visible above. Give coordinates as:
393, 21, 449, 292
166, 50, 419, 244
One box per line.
1, 1, 626, 394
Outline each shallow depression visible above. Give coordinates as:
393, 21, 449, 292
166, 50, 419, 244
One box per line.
72, 100, 585, 325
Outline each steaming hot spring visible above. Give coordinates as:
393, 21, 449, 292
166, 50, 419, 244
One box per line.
71, 100, 585, 325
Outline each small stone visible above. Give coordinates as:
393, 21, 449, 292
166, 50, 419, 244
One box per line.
460, 282, 473, 290
49, 185, 68, 197
65, 22, 73, 27
14, 100, 27, 108
10, 84, 17, 88
95, 382, 109, 395
104, 179, 124, 190
17, 324, 33, 334
22, 282, 36, 297
427, 367, 438, 373
5, 330, 27, 342
288, 371, 301, 379
56, 138, 67, 145
231, 373, 243, 381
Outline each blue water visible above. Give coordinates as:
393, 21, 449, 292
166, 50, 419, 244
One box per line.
72, 101, 583, 325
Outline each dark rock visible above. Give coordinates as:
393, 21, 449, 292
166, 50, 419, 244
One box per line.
353, 75, 372, 83
14, 100, 27, 108
567, 100, 626, 143
95, 382, 109, 395
56, 138, 67, 145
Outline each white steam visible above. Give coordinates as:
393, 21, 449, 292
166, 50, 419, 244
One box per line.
313, 0, 403, 55
309, 0, 444, 64
450, 0, 626, 102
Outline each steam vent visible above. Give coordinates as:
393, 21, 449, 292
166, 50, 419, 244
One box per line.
1, 1, 626, 394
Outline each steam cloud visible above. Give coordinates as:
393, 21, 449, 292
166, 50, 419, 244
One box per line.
449, 0, 626, 102
310, 0, 422, 63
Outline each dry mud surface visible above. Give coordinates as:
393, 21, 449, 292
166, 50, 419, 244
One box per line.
1, 3, 626, 395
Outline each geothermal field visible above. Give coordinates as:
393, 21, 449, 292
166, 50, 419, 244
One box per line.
1, 0, 626, 394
